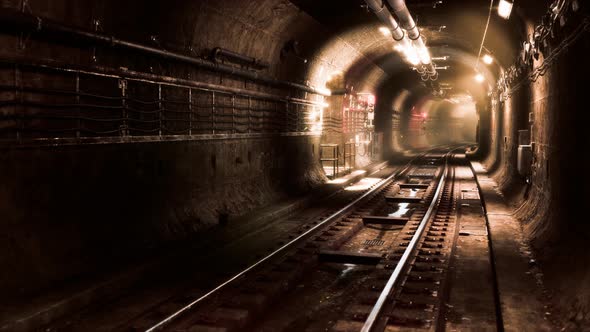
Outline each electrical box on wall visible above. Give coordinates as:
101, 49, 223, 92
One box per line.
518, 130, 531, 146
518, 145, 533, 176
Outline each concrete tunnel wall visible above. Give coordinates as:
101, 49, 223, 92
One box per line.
0, 0, 389, 298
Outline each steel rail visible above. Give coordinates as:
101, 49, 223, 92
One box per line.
144, 154, 434, 332
361, 153, 452, 332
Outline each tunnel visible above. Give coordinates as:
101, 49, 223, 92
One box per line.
0, 0, 588, 331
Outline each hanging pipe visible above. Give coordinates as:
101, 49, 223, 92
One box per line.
211, 47, 270, 70
387, 0, 433, 66
0, 7, 329, 96
364, 0, 412, 49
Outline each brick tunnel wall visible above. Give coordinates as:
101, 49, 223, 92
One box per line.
481, 13, 590, 325
0, 135, 323, 297
0, 0, 386, 298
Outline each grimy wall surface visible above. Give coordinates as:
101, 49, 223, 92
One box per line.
0, 135, 322, 297
482, 15, 590, 322
0, 0, 387, 298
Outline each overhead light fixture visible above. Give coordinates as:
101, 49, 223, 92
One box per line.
498, 0, 514, 19
475, 73, 485, 83
406, 48, 421, 66
417, 45, 432, 65
482, 54, 494, 65
393, 43, 421, 66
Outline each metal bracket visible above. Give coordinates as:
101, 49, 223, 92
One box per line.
118, 79, 128, 94
91, 19, 102, 62
119, 79, 128, 136
20, 0, 31, 13
17, 0, 34, 50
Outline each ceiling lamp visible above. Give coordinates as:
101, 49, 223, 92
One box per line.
416, 44, 432, 65
475, 73, 485, 83
498, 0, 514, 19
482, 54, 494, 65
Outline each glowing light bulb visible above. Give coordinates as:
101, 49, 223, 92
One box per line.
483, 54, 494, 65
475, 73, 485, 83
418, 47, 432, 65
405, 47, 420, 66
498, 0, 514, 19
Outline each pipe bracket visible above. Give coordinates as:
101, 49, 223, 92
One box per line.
407, 26, 421, 40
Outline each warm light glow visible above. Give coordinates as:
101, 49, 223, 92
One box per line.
379, 26, 391, 37
389, 202, 410, 218
405, 46, 421, 66
417, 46, 432, 65
483, 54, 494, 65
498, 0, 514, 19
309, 110, 319, 121
475, 73, 485, 83
327, 71, 343, 82
309, 101, 325, 133
345, 178, 382, 191
328, 178, 348, 185
393, 39, 432, 66
448, 94, 474, 104
393, 43, 421, 66
316, 87, 332, 96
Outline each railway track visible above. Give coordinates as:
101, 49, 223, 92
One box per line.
38, 145, 501, 332
40, 154, 417, 332
355, 154, 457, 332
126, 146, 488, 332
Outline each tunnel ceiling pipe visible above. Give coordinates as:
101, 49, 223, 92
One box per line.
364, 0, 411, 49
0, 8, 329, 97
387, 0, 432, 66
211, 47, 270, 70
330, 88, 348, 95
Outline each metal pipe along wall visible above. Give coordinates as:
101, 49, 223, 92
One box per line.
0, 8, 329, 96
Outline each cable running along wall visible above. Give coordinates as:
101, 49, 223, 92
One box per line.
0, 62, 326, 143
494, 0, 589, 101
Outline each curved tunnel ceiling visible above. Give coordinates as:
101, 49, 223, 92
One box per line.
290, 0, 538, 106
